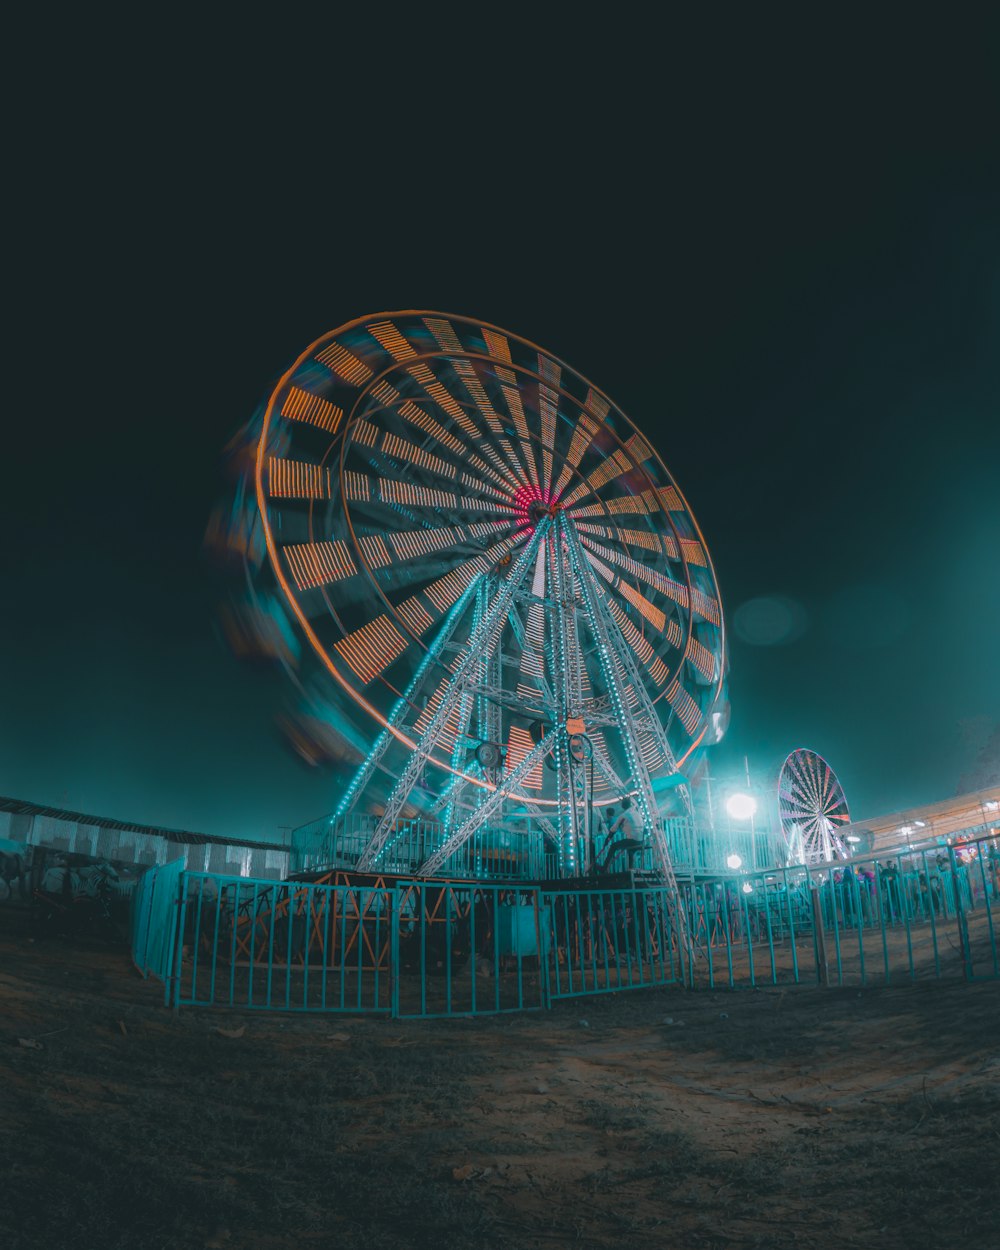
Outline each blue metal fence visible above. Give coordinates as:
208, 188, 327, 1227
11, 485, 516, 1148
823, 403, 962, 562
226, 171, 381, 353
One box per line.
542, 886, 682, 1000
133, 834, 1000, 1016
683, 836, 1000, 989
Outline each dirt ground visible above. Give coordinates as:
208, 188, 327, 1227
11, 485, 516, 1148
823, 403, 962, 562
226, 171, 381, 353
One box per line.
2, 907, 998, 1250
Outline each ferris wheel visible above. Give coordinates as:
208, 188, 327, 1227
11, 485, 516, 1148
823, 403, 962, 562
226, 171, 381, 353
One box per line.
777, 748, 851, 864
247, 312, 727, 883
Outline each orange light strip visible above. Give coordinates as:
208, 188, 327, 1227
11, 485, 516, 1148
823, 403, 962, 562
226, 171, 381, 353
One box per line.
553, 412, 599, 499
343, 471, 372, 502
581, 537, 689, 609
666, 679, 701, 736
497, 373, 539, 489
398, 399, 465, 456
481, 327, 512, 363
408, 363, 480, 440
267, 457, 331, 499
388, 524, 467, 564
605, 595, 656, 664
413, 675, 452, 736
617, 580, 666, 632
452, 359, 528, 485
569, 495, 647, 518
353, 420, 381, 449
506, 724, 543, 790
423, 317, 464, 354
617, 527, 670, 555
368, 320, 417, 361
560, 447, 633, 506
396, 596, 436, 636
452, 359, 504, 435
315, 340, 373, 386
538, 354, 561, 388
624, 432, 653, 464
690, 587, 721, 626
334, 614, 409, 684
370, 379, 401, 406
358, 534, 392, 568
283, 540, 357, 590
657, 485, 683, 511
584, 387, 610, 420
456, 476, 513, 505
379, 480, 459, 509
280, 387, 343, 434
538, 383, 559, 490
638, 732, 665, 768
598, 583, 673, 687
421, 556, 492, 615
686, 636, 716, 680
582, 547, 616, 586
380, 432, 458, 480
680, 538, 707, 566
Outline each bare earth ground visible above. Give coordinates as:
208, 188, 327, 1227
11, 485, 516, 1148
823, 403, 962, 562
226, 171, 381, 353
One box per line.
2, 908, 998, 1250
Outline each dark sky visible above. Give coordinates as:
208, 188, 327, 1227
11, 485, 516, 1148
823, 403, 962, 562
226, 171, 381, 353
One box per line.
4, 14, 998, 841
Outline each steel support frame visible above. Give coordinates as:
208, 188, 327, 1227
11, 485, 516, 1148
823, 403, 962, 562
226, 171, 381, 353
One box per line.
419, 733, 556, 875
356, 521, 551, 871
335, 578, 479, 820
561, 517, 690, 954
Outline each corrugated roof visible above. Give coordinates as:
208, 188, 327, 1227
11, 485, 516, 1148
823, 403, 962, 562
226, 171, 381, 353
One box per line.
0, 795, 287, 852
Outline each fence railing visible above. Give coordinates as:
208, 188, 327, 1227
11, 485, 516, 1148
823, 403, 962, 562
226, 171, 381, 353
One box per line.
133, 834, 1000, 1016
542, 886, 683, 999
684, 836, 1000, 988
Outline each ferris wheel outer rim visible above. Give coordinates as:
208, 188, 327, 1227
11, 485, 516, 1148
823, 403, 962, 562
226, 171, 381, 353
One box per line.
253, 310, 727, 789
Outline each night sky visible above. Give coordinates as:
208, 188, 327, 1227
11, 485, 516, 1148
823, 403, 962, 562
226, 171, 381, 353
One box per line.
4, 15, 998, 842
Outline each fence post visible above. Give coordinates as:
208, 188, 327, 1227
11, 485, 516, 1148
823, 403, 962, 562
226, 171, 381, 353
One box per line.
810, 885, 829, 986
167, 872, 187, 1012
390, 885, 400, 1019
948, 845, 973, 980
533, 888, 551, 1009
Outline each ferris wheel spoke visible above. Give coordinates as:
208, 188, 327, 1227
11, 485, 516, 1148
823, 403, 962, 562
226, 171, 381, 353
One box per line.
405, 361, 521, 492
449, 358, 530, 486
552, 397, 606, 500
577, 522, 673, 558
494, 366, 541, 490
342, 471, 512, 515
354, 520, 514, 572
390, 531, 530, 639
368, 374, 521, 494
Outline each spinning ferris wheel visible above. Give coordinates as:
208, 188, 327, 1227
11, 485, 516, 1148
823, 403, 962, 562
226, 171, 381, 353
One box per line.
246, 312, 728, 885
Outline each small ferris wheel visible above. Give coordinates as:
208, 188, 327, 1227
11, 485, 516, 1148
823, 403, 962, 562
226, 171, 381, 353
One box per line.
778, 747, 851, 864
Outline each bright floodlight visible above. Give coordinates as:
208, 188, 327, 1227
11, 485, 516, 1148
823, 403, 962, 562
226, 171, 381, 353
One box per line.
726, 793, 758, 820
741, 882, 753, 895
725, 853, 743, 870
